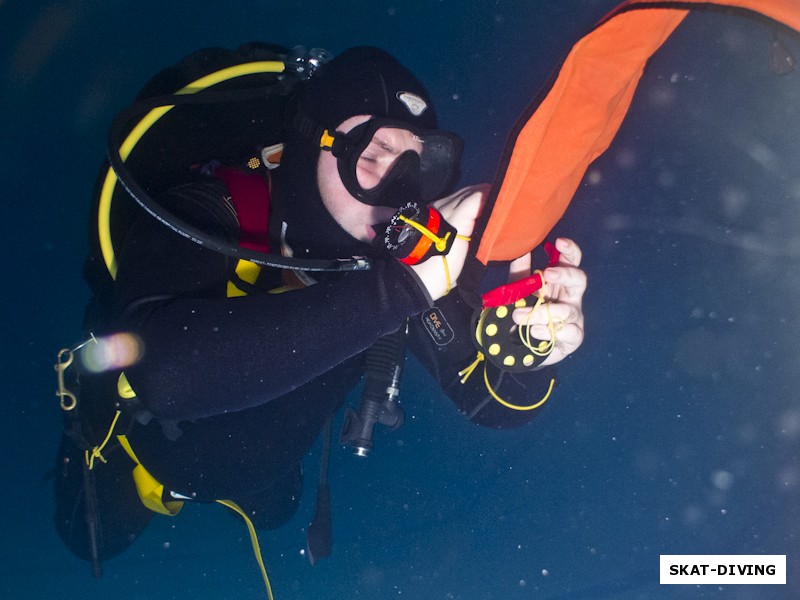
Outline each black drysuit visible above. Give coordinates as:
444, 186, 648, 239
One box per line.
55, 176, 556, 558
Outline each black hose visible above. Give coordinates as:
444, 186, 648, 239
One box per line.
81, 462, 103, 578
307, 418, 333, 565
106, 88, 372, 273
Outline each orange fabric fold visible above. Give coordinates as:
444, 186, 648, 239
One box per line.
475, 0, 800, 265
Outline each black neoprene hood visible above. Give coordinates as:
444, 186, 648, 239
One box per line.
270, 47, 441, 259
298, 46, 438, 130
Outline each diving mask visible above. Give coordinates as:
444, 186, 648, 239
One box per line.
319, 118, 463, 208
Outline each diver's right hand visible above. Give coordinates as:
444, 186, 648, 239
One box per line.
409, 184, 487, 301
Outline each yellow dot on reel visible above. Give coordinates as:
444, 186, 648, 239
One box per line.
514, 298, 528, 308
503, 355, 516, 367
488, 343, 501, 356
495, 306, 508, 319
523, 355, 535, 367
485, 323, 498, 336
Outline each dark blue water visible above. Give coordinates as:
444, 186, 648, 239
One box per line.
3, 1, 799, 598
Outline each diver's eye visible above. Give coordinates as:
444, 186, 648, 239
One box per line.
374, 140, 396, 153
359, 155, 378, 164
364, 139, 397, 160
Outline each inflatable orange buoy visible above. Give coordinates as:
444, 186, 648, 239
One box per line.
468, 0, 800, 291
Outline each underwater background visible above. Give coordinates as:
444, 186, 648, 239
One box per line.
2, 0, 799, 598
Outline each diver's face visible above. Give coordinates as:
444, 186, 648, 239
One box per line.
317, 115, 421, 243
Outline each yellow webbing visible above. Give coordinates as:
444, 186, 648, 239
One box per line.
227, 258, 263, 297
216, 500, 275, 600
116, 420, 274, 597
117, 372, 136, 399
117, 435, 184, 516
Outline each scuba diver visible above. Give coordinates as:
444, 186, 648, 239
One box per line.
54, 44, 586, 584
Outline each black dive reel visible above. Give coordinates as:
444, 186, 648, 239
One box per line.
340, 324, 407, 456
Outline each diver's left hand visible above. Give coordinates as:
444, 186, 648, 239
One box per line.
410, 184, 488, 301
510, 237, 586, 367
